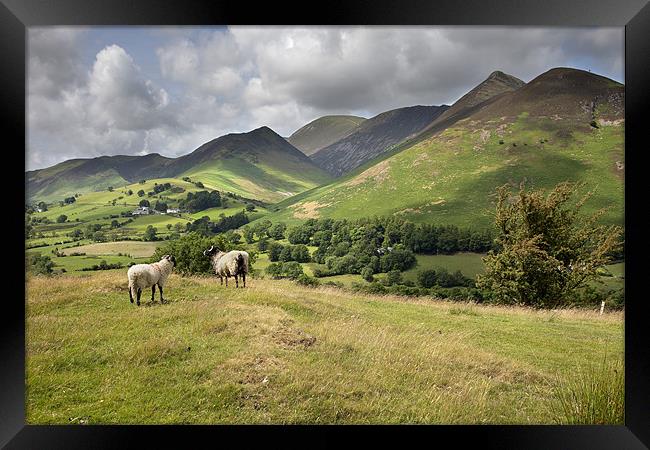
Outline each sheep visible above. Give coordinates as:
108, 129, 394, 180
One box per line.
203, 245, 249, 288
127, 254, 176, 306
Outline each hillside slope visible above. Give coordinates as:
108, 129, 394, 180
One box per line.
287, 115, 367, 156
268, 68, 624, 228
27, 127, 332, 203
310, 105, 448, 177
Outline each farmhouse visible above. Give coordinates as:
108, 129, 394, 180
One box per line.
132, 206, 154, 215
166, 208, 181, 214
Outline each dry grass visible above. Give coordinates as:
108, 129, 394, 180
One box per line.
26, 271, 623, 424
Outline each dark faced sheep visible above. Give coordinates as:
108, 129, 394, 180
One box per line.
203, 245, 249, 287
127, 254, 176, 305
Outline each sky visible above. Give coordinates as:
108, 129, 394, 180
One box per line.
27, 26, 624, 171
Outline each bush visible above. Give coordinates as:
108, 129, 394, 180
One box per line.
283, 262, 304, 280
56, 214, 67, 223
152, 232, 229, 275
27, 254, 54, 275
296, 274, 319, 287
417, 269, 437, 288
266, 262, 284, 279
268, 242, 284, 262
384, 270, 403, 286
312, 266, 333, 278
361, 266, 374, 282
477, 182, 622, 308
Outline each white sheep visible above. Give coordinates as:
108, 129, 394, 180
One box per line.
203, 245, 249, 288
127, 254, 176, 306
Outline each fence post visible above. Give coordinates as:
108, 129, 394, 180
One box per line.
600, 300, 605, 315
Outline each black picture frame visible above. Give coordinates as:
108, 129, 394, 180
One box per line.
3, 0, 649, 448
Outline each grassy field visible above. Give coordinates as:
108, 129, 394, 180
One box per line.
59, 241, 161, 258
26, 271, 623, 424
28, 177, 269, 243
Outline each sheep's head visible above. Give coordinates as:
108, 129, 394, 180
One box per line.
162, 254, 176, 266
203, 245, 220, 257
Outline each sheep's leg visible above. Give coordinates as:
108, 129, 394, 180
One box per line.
220, 276, 223, 286
235, 274, 239, 288
158, 284, 165, 303
129, 286, 134, 304
242, 272, 246, 288
136, 288, 142, 306
225, 276, 228, 287
151, 285, 156, 302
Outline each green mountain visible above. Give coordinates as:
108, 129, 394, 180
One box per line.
27, 127, 332, 204
287, 115, 367, 156
267, 68, 624, 228
310, 105, 449, 177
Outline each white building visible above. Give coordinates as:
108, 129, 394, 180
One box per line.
132, 206, 153, 215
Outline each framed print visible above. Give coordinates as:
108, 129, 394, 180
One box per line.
2, 0, 649, 447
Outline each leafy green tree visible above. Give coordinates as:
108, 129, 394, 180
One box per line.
139, 199, 150, 208
111, 219, 120, 229
257, 237, 269, 252
245, 203, 255, 212
143, 225, 158, 241
268, 242, 284, 262
279, 246, 293, 262
283, 262, 304, 279
27, 254, 54, 275
154, 200, 168, 212
291, 244, 311, 263
153, 232, 229, 275
56, 214, 68, 223
137, 189, 145, 197
385, 270, 403, 286
361, 266, 374, 282
417, 269, 438, 288
243, 226, 255, 244
287, 225, 311, 244
268, 223, 287, 240
266, 262, 284, 279
476, 182, 623, 308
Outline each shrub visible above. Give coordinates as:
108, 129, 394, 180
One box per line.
312, 266, 333, 278
296, 274, 319, 287
361, 266, 374, 282
417, 269, 438, 288
153, 232, 229, 275
268, 242, 284, 262
266, 262, 284, 279
384, 270, 402, 286
283, 262, 304, 280
477, 182, 623, 308
56, 214, 67, 223
27, 254, 54, 275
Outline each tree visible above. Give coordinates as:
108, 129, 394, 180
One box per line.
137, 190, 145, 197
154, 200, 168, 212
139, 199, 150, 208
143, 225, 158, 241
28, 254, 54, 275
108, 186, 114, 192
268, 242, 284, 262
245, 203, 255, 212
476, 182, 623, 308
257, 237, 269, 253
243, 226, 255, 244
268, 223, 287, 240
385, 270, 402, 286
417, 269, 438, 288
127, 189, 133, 196
111, 219, 120, 229
56, 214, 68, 223
361, 266, 374, 282
283, 262, 304, 279
291, 244, 311, 263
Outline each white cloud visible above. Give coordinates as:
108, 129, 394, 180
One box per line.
27, 26, 624, 170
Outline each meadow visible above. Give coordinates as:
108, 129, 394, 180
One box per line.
26, 271, 623, 424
